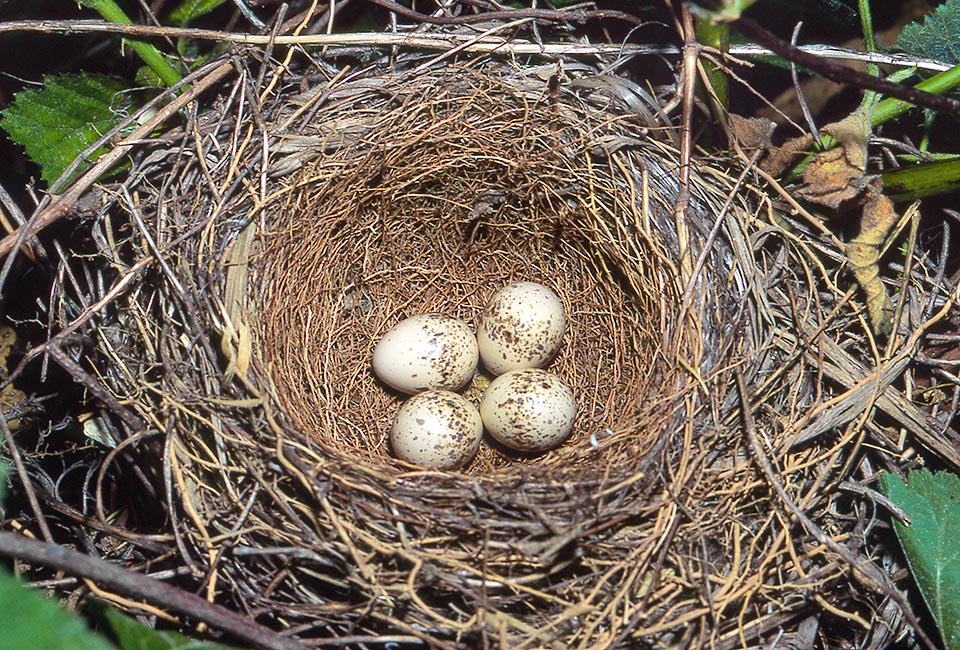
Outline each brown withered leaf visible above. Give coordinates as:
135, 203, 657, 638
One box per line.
729, 114, 775, 156
756, 107, 898, 336
759, 132, 814, 177
847, 185, 898, 335
796, 108, 872, 209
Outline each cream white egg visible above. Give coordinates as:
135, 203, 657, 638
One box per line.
390, 390, 483, 470
476, 282, 566, 375
372, 314, 479, 394
479, 369, 576, 452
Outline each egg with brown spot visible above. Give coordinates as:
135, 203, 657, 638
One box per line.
372, 314, 479, 394
390, 390, 483, 470
477, 282, 566, 375
479, 369, 576, 452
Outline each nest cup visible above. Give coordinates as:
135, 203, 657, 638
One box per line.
209, 62, 755, 640
258, 68, 711, 474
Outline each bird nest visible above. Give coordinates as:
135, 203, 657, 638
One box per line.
17, 32, 960, 650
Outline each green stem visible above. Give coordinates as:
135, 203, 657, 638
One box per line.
880, 156, 960, 202
872, 62, 960, 127
694, 15, 729, 112
857, 0, 880, 110
858, 0, 879, 78
77, 0, 182, 88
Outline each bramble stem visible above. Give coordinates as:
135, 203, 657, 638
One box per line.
694, 15, 730, 113
77, 0, 182, 87
880, 156, 960, 202
872, 62, 960, 127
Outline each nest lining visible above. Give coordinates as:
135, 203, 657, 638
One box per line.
257, 70, 695, 475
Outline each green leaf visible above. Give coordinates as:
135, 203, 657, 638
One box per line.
0, 73, 132, 185
169, 0, 229, 27
895, 0, 960, 65
100, 605, 243, 650
880, 469, 960, 650
0, 567, 115, 650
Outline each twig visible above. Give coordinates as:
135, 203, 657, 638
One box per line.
0, 20, 954, 71
44, 345, 145, 434
789, 22, 822, 148
300, 635, 424, 647
1, 255, 151, 394
733, 369, 937, 650
837, 480, 910, 525
669, 3, 698, 364
731, 16, 960, 119
729, 43, 953, 73
231, 0, 267, 29
1, 413, 54, 543
0, 181, 40, 273
0, 531, 307, 650
362, 0, 643, 27
410, 17, 536, 75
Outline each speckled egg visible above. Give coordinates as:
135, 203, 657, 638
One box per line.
476, 282, 566, 375
390, 390, 483, 470
479, 369, 576, 452
372, 314, 479, 394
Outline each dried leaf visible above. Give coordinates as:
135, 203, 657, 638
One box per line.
759, 132, 813, 177
220, 221, 256, 382
728, 114, 774, 156
796, 109, 872, 209
847, 189, 898, 335
768, 108, 894, 336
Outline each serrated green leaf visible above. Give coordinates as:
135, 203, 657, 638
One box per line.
101, 606, 243, 650
880, 469, 960, 650
169, 0, 228, 27
0, 567, 115, 650
0, 73, 132, 185
896, 0, 960, 65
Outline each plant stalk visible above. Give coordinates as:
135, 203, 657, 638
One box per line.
881, 157, 960, 202
873, 62, 960, 127
78, 0, 182, 87
694, 15, 729, 112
